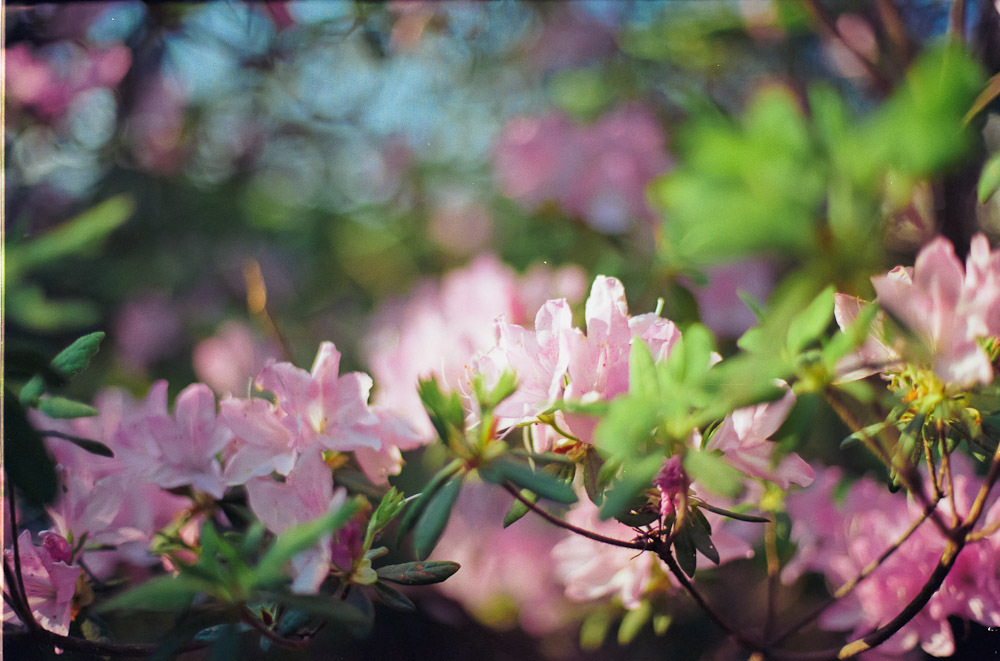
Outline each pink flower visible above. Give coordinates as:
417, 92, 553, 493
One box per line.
2, 531, 81, 636
113, 293, 184, 372
833, 292, 903, 382
702, 383, 814, 489
116, 382, 231, 498
689, 259, 774, 338
562, 276, 680, 443
220, 397, 297, 485
246, 450, 351, 593
552, 496, 662, 610
193, 321, 280, 397
871, 235, 994, 387
256, 342, 380, 454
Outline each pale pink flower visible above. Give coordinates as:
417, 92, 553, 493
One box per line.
246, 450, 351, 593
220, 397, 297, 486
353, 409, 425, 485
833, 292, 903, 382
116, 382, 231, 498
871, 236, 993, 387
431, 482, 574, 634
256, 342, 380, 454
2, 531, 82, 636
562, 276, 680, 443
493, 113, 578, 207
702, 383, 814, 489
552, 496, 662, 610
193, 321, 280, 397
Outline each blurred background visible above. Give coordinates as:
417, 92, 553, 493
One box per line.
6, 1, 1000, 659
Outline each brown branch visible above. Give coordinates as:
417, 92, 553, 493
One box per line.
501, 483, 646, 551
948, 0, 967, 44
241, 606, 311, 651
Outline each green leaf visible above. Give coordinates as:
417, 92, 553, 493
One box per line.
479, 457, 577, 504
6, 196, 134, 280
503, 489, 538, 528
267, 592, 371, 637
372, 581, 415, 611
50, 332, 105, 377
396, 459, 462, 541
413, 475, 463, 560
364, 487, 406, 552
4, 390, 58, 506
18, 375, 45, 407
689, 508, 720, 565
598, 454, 663, 520
579, 609, 614, 651
786, 286, 834, 354
37, 396, 99, 419
617, 599, 652, 644
683, 450, 743, 499
673, 526, 698, 577
417, 377, 465, 443
98, 575, 209, 613
207, 623, 244, 661
978, 151, 1000, 203
582, 447, 606, 505
481, 370, 519, 411
254, 496, 365, 585
376, 560, 461, 586
629, 340, 659, 400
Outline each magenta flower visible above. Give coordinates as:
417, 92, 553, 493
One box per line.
2, 531, 81, 637
256, 342, 380, 454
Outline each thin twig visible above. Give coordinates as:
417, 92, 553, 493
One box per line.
763, 520, 780, 640
501, 483, 645, 551
241, 606, 311, 651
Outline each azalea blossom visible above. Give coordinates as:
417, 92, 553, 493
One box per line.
2, 531, 82, 637
245, 449, 353, 593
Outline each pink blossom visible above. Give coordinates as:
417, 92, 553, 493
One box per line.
562, 276, 680, 443
193, 321, 280, 397
366, 255, 585, 438
493, 106, 670, 234
2, 531, 82, 636
871, 235, 993, 387
256, 342, 380, 454
220, 397, 297, 485
552, 496, 662, 610
702, 383, 814, 489
116, 382, 231, 498
430, 482, 574, 634
113, 292, 184, 372
833, 292, 903, 382
246, 450, 351, 593
690, 259, 775, 338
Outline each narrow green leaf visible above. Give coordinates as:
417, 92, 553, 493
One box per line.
97, 575, 208, 613
372, 581, 415, 611
683, 450, 743, 498
268, 592, 371, 636
978, 151, 1000, 203
689, 508, 720, 565
598, 455, 663, 520
414, 475, 463, 560
396, 459, 462, 541
480, 458, 577, 504
254, 497, 365, 585
786, 286, 834, 354
4, 390, 58, 506
673, 527, 698, 577
51, 332, 106, 378
580, 609, 613, 651
417, 377, 465, 443
18, 375, 45, 407
376, 560, 461, 586
629, 340, 659, 400
37, 396, 99, 419
653, 613, 673, 636
207, 624, 244, 661
582, 447, 606, 506
617, 599, 652, 644
502, 489, 538, 528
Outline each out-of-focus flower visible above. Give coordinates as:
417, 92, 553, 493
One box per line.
428, 191, 493, 257
6, 42, 131, 119
430, 482, 573, 634
193, 321, 281, 397
527, 5, 618, 72
113, 292, 184, 372
690, 259, 774, 338
365, 255, 586, 438
494, 105, 670, 234
2, 530, 82, 637
784, 459, 1000, 657
246, 449, 352, 593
